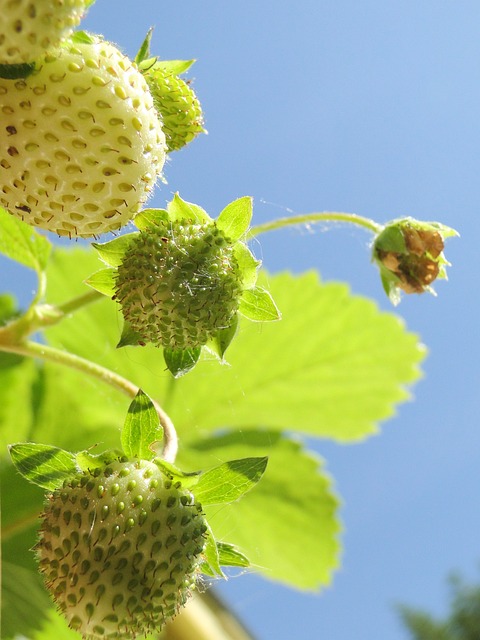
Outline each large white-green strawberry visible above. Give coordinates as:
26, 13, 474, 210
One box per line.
0, 0, 94, 64
0, 32, 167, 237
37, 457, 208, 639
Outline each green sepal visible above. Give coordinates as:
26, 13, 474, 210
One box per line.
216, 196, 253, 242
217, 541, 250, 568
207, 313, 239, 360
373, 225, 407, 254
69, 31, 95, 46
0, 62, 35, 80
234, 242, 260, 289
167, 193, 211, 224
164, 346, 202, 378
121, 390, 163, 460
202, 522, 225, 577
92, 234, 136, 267
84, 267, 116, 297
75, 449, 124, 472
134, 208, 169, 231
134, 27, 154, 65
153, 459, 201, 489
8, 443, 77, 491
194, 456, 268, 505
379, 266, 402, 306
239, 286, 281, 322
147, 59, 196, 75
117, 320, 145, 348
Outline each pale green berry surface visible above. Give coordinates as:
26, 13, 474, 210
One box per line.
0, 36, 166, 237
0, 0, 90, 64
37, 458, 207, 639
115, 221, 243, 350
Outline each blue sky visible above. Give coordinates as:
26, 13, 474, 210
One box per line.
3, 2, 480, 638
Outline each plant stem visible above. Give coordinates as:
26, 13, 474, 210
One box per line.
55, 288, 103, 317
0, 340, 178, 463
248, 211, 382, 238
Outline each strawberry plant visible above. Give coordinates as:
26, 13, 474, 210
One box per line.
0, 5, 457, 640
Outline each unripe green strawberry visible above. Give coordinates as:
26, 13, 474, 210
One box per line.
142, 64, 204, 153
0, 0, 91, 64
0, 34, 166, 237
115, 220, 243, 350
36, 457, 207, 639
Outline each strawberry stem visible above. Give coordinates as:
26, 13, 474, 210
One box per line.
0, 339, 178, 463
248, 211, 382, 238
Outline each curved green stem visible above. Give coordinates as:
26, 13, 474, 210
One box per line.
53, 288, 103, 317
0, 340, 178, 463
248, 211, 383, 238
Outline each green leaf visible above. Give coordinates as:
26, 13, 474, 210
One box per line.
150, 59, 195, 75
1, 562, 52, 639
44, 253, 424, 442
75, 449, 124, 472
0, 358, 36, 451
84, 267, 116, 296
117, 320, 144, 347
217, 541, 251, 568
0, 61, 35, 79
134, 27, 153, 65
234, 242, 260, 289
121, 390, 163, 460
92, 234, 136, 267
208, 313, 238, 359
134, 208, 169, 231
8, 443, 77, 490
154, 459, 200, 488
194, 456, 268, 505
164, 346, 201, 378
167, 193, 211, 224
239, 285, 281, 321
216, 196, 253, 242
0, 207, 51, 273
178, 431, 340, 590
202, 522, 224, 577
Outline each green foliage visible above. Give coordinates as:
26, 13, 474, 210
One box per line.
399, 576, 480, 640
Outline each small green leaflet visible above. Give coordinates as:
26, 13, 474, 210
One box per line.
216, 196, 253, 242
8, 443, 77, 490
75, 449, 124, 473
167, 193, 211, 224
121, 390, 163, 460
217, 542, 250, 568
234, 242, 260, 289
202, 522, 224, 577
92, 234, 135, 267
0, 207, 51, 273
194, 456, 268, 505
164, 347, 201, 378
239, 286, 281, 321
207, 313, 238, 360
153, 459, 200, 489
85, 268, 116, 297
134, 208, 169, 231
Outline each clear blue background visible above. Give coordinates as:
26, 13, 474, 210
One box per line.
3, 2, 479, 638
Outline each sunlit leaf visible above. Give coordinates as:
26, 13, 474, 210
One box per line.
0, 206, 51, 273
167, 193, 211, 224
178, 431, 340, 590
8, 443, 77, 490
216, 196, 253, 242
121, 389, 163, 460
194, 457, 268, 505
239, 285, 281, 321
